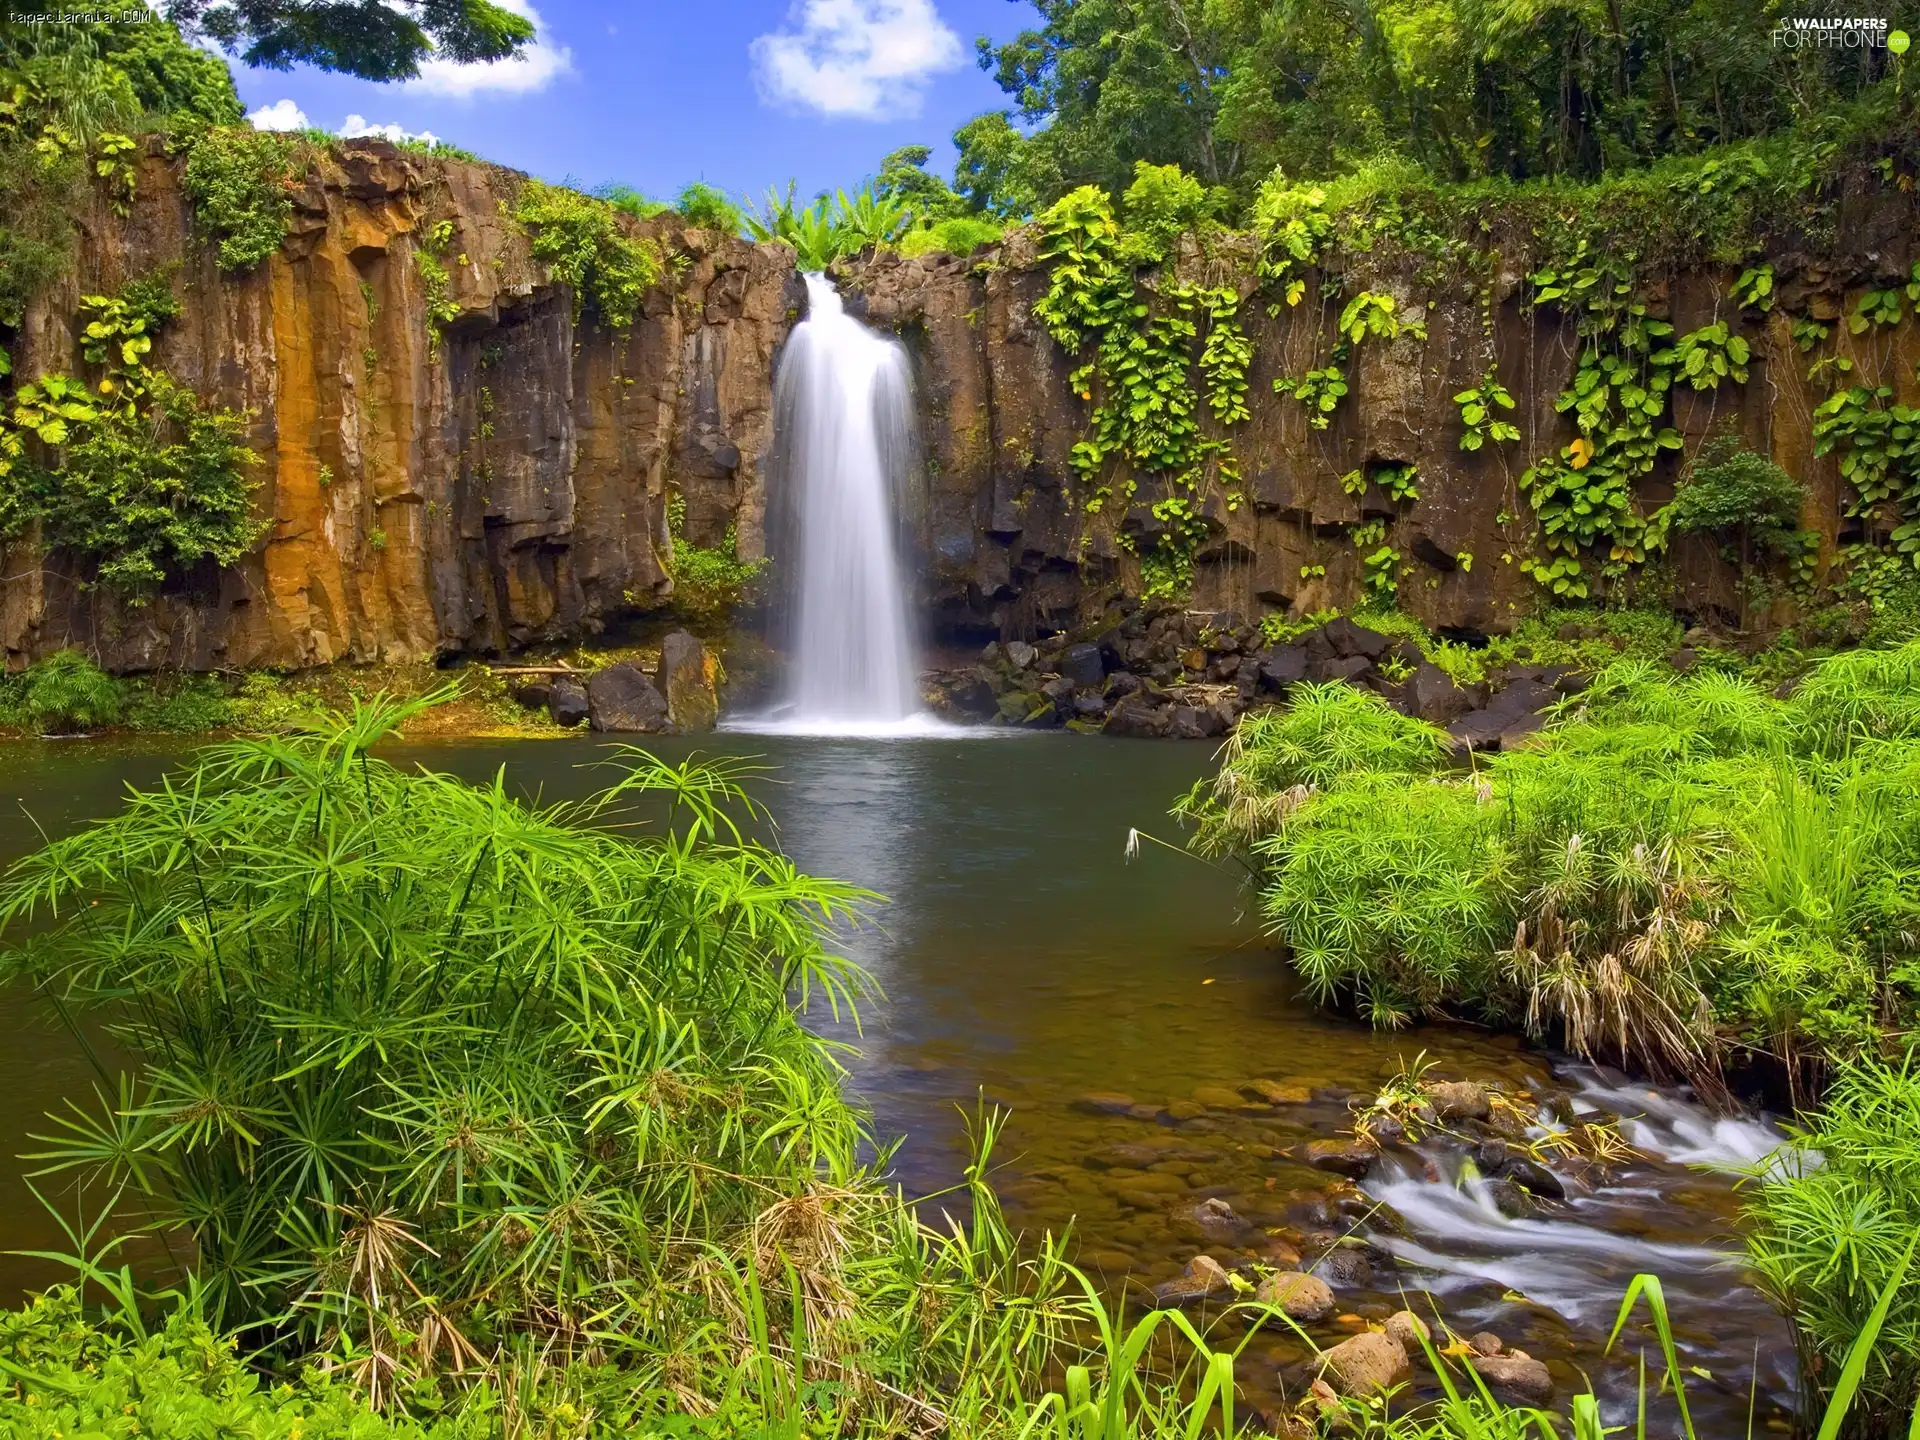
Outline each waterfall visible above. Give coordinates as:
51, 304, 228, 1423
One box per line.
745, 272, 929, 735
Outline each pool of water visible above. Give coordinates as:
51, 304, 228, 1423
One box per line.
0, 730, 1795, 1427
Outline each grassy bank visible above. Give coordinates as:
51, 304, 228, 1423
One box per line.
1177, 625, 1920, 1429
0, 695, 1915, 1435
0, 645, 703, 740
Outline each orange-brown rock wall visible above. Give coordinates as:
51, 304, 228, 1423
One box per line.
1, 137, 801, 671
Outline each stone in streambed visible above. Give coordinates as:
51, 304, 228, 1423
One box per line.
1071, 1092, 1138, 1115
1152, 1254, 1234, 1307
1470, 1351, 1554, 1405
1425, 1080, 1491, 1121
1303, 1138, 1377, 1179
1317, 1331, 1411, 1396
547, 676, 589, 728
656, 630, 720, 731
1254, 1270, 1335, 1321
1005, 640, 1038, 669
1247, 1078, 1314, 1104
1172, 1197, 1248, 1245
1384, 1311, 1430, 1354
588, 663, 669, 732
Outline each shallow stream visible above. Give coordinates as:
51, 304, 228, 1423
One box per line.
0, 732, 1795, 1428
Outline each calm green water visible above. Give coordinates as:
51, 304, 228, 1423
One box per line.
0, 731, 1793, 1426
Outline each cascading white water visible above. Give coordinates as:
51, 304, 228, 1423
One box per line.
751, 272, 926, 734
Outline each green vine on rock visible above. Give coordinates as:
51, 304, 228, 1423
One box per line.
1518, 245, 1686, 597
179, 126, 295, 272
1032, 182, 1254, 599
1813, 385, 1920, 565
512, 180, 662, 332
1454, 370, 1519, 451
1, 279, 265, 598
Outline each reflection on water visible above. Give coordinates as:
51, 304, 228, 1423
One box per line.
0, 730, 1795, 1426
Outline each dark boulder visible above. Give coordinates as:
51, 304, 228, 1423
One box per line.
1170, 705, 1227, 739
1105, 695, 1173, 738
1060, 642, 1105, 688
548, 677, 589, 728
588, 664, 668, 732
1406, 662, 1471, 724
1322, 616, 1392, 659
1313, 655, 1375, 685
511, 680, 552, 710
1257, 644, 1307, 691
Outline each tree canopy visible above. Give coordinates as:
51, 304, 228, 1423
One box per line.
160, 0, 533, 82
950, 0, 1903, 216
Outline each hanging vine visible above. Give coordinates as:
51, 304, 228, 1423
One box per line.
1032, 185, 1254, 601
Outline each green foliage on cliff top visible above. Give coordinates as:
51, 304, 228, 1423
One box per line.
180, 125, 297, 270
512, 179, 661, 330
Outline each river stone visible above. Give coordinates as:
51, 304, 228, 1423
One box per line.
1311, 1245, 1376, 1288
1470, 1352, 1553, 1405
1248, 1078, 1314, 1104
1152, 1254, 1234, 1307
1405, 663, 1471, 724
1426, 1080, 1491, 1121
1304, 1138, 1377, 1179
1255, 1270, 1334, 1321
511, 679, 551, 709
1502, 1157, 1567, 1200
1318, 1331, 1411, 1396
547, 677, 588, 728
1005, 640, 1038, 669
1060, 642, 1104, 687
1192, 1085, 1245, 1109
1173, 1197, 1248, 1245
656, 630, 720, 731
588, 663, 668, 732
1071, 1092, 1137, 1115
1384, 1311, 1431, 1353
1470, 1332, 1504, 1356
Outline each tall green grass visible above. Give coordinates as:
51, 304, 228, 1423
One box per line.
1177, 639, 1920, 1079
0, 695, 1077, 1418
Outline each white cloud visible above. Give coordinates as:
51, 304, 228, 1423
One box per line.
247, 98, 311, 131
340, 114, 441, 146
751, 0, 963, 120
409, 0, 572, 97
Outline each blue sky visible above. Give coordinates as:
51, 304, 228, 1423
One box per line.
234, 0, 1028, 204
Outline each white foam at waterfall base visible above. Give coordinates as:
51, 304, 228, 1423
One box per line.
735, 273, 966, 739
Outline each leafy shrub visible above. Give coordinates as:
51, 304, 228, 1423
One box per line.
594, 182, 665, 219
1180, 642, 1920, 1075
124, 673, 235, 731
511, 179, 660, 330
669, 524, 767, 618
0, 698, 1072, 1415
744, 183, 909, 269
20, 649, 123, 733
1746, 1049, 1920, 1434
674, 179, 744, 233
179, 126, 295, 270
0, 1287, 476, 1440
1118, 160, 1213, 261
898, 214, 1005, 259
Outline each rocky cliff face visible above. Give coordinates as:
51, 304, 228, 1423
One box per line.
839, 176, 1920, 641
9, 144, 1917, 675
2, 138, 801, 671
